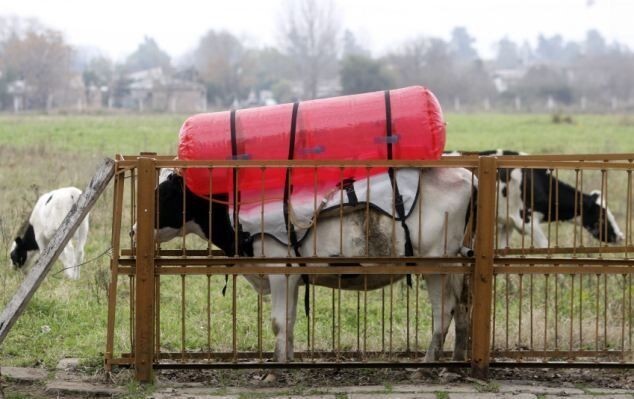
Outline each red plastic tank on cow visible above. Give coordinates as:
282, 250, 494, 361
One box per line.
179, 86, 445, 198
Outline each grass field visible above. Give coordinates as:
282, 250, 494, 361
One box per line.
1, 112, 633, 370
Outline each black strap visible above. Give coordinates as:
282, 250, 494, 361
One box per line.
384, 90, 414, 287
338, 178, 358, 206
282, 102, 310, 316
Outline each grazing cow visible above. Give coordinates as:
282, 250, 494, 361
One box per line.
445, 149, 624, 248
10, 187, 89, 280
152, 168, 475, 363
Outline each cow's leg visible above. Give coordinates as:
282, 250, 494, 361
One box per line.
59, 241, 79, 280
424, 274, 456, 362
269, 274, 301, 362
452, 274, 469, 361
497, 224, 511, 249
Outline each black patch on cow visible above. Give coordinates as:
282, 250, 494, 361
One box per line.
45, 194, 54, 205
157, 173, 237, 256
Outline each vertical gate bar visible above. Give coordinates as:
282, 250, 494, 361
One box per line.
530, 169, 535, 247
595, 274, 600, 352
604, 169, 610, 250
365, 169, 371, 256
406, 275, 410, 353
579, 274, 583, 351
231, 274, 238, 363
530, 272, 534, 350
555, 272, 559, 351
233, 274, 237, 363
471, 156, 496, 379
130, 275, 135, 354
314, 167, 318, 256
573, 170, 580, 253
181, 168, 187, 256
339, 167, 344, 256
332, 288, 336, 353
207, 275, 212, 358
505, 273, 509, 350
106, 169, 125, 370
154, 169, 161, 358
155, 276, 161, 358
441, 274, 446, 352
261, 167, 265, 256
492, 275, 497, 349
337, 275, 342, 361
208, 167, 213, 256
363, 276, 368, 360
518, 274, 523, 348
180, 274, 185, 360
569, 273, 574, 359
547, 169, 553, 255
604, 274, 608, 350
130, 168, 136, 252
389, 276, 394, 357
622, 274, 627, 360
555, 168, 559, 248
544, 274, 549, 351
311, 276, 316, 360
258, 289, 263, 362
627, 273, 634, 354
415, 274, 420, 357
579, 169, 585, 246
505, 168, 510, 249
521, 169, 527, 252
357, 291, 361, 355
598, 170, 606, 254
134, 156, 156, 382
382, 288, 386, 353
494, 171, 500, 251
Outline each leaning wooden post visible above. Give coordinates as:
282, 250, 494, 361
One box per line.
470, 156, 497, 379
134, 156, 156, 382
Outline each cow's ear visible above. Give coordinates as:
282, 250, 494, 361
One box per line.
589, 190, 601, 201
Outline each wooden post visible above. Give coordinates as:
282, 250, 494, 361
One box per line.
470, 156, 497, 379
0, 158, 114, 344
134, 157, 156, 382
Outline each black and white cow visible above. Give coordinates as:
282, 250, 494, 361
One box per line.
10, 187, 89, 280
445, 149, 624, 248
150, 168, 475, 363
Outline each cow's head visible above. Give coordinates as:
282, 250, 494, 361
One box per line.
131, 169, 214, 243
10, 222, 39, 269
583, 190, 624, 244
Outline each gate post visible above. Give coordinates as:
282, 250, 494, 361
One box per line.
470, 156, 497, 379
135, 157, 156, 382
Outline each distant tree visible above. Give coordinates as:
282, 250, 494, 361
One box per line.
250, 46, 294, 92
536, 34, 565, 62
495, 37, 521, 69
278, 0, 341, 99
517, 65, 573, 105
584, 29, 607, 56
1, 27, 73, 110
124, 36, 171, 73
449, 27, 479, 62
193, 29, 255, 106
342, 29, 369, 58
340, 55, 393, 94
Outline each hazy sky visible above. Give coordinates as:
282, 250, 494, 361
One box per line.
1, 0, 632, 61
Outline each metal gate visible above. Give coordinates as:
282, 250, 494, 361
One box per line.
104, 153, 634, 381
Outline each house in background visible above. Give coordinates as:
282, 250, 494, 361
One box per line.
124, 67, 207, 113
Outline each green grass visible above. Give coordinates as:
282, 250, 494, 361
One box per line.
0, 112, 633, 370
